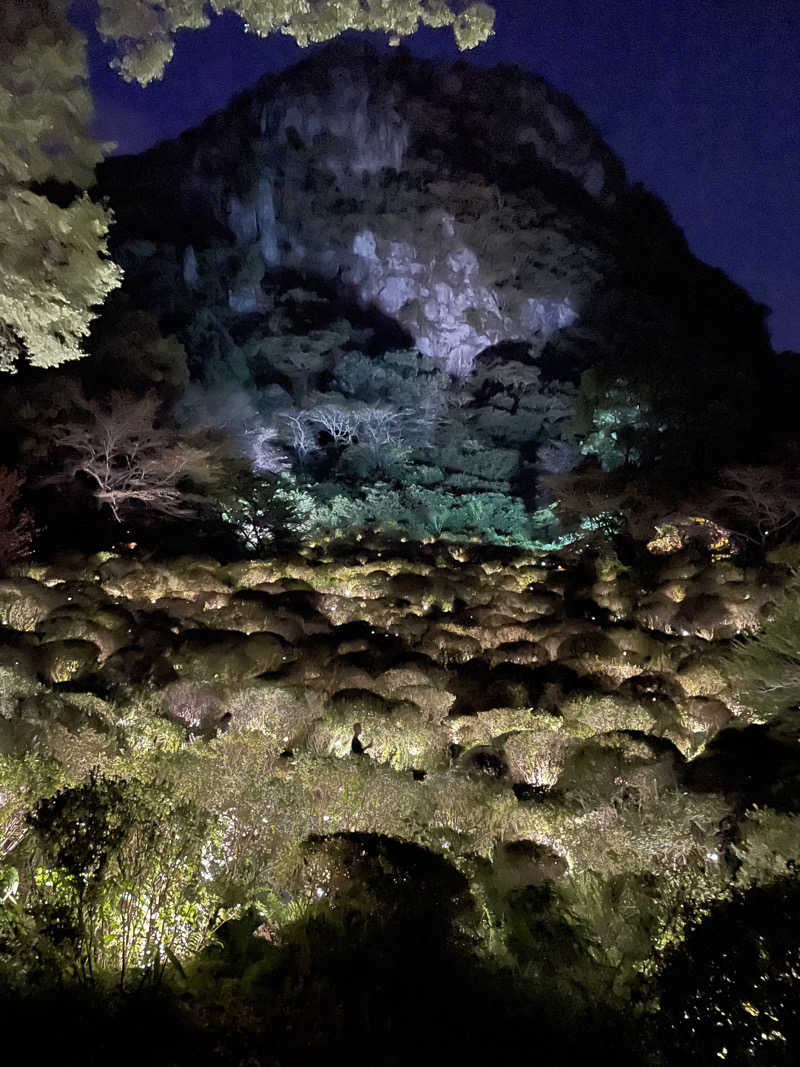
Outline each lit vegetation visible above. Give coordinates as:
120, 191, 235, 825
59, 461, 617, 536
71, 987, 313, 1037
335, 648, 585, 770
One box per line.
0, 540, 798, 1063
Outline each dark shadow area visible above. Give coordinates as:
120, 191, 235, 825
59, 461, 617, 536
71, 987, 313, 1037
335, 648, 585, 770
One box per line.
682, 723, 800, 812
0, 831, 649, 1067
655, 876, 800, 1067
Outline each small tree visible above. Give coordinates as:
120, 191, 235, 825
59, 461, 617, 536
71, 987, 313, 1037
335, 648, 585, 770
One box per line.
218, 470, 310, 553
27, 773, 217, 989
0, 467, 34, 571
708, 464, 800, 549
279, 410, 319, 468
542, 466, 682, 547
51, 391, 228, 522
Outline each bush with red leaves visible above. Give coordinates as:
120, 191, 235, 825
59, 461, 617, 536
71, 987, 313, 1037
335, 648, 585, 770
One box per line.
0, 467, 34, 572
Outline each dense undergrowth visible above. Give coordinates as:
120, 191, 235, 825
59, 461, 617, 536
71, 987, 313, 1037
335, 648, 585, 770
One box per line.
1, 537, 799, 1064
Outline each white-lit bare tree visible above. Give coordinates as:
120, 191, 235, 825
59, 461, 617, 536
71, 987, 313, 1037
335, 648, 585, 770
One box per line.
51, 392, 228, 522
279, 411, 319, 467
246, 426, 290, 474
357, 405, 413, 457
306, 403, 362, 445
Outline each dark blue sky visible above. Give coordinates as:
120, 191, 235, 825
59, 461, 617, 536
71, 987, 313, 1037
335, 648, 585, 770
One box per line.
75, 0, 800, 352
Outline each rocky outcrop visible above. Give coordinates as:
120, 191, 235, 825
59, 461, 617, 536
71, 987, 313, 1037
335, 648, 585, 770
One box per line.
99, 39, 773, 475
101, 40, 623, 376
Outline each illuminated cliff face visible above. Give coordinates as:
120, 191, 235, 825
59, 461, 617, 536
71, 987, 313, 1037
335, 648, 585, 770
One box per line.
103, 41, 620, 374
220, 48, 600, 372
347, 225, 577, 376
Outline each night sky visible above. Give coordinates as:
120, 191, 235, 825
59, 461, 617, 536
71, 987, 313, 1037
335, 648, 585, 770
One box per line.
74, 0, 800, 353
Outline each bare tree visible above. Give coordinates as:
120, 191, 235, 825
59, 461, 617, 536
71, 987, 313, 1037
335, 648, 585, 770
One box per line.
357, 405, 412, 456
709, 465, 800, 548
245, 426, 290, 474
306, 403, 362, 445
279, 411, 319, 466
51, 392, 228, 522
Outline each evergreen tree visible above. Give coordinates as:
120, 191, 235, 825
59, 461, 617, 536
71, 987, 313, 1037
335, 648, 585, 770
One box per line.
0, 1, 121, 371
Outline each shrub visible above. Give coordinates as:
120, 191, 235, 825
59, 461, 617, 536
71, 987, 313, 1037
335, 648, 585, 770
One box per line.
721, 583, 800, 720
502, 730, 575, 787
26, 773, 219, 988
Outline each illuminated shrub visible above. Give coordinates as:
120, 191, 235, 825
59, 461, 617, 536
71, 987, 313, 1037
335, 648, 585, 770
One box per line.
481, 668, 537, 711
589, 579, 635, 619
221, 559, 285, 589
560, 692, 659, 736
675, 654, 729, 698
96, 561, 168, 601
555, 870, 668, 995
611, 626, 665, 661
388, 572, 454, 608
35, 613, 126, 662
674, 593, 738, 640
386, 685, 456, 723
37, 639, 99, 684
618, 671, 684, 703
657, 579, 690, 604
26, 773, 217, 988
162, 680, 226, 730
328, 687, 399, 719
558, 631, 620, 662
493, 587, 563, 620
677, 697, 731, 741
168, 629, 284, 682
225, 681, 324, 747
199, 597, 302, 638
0, 579, 57, 631
347, 712, 448, 771
18, 690, 114, 735
23, 723, 115, 783
375, 664, 445, 694
733, 807, 800, 885
316, 592, 375, 626
490, 640, 549, 666
0, 716, 39, 758
493, 839, 568, 891
0, 642, 41, 709
557, 742, 628, 806
95, 645, 173, 692
450, 708, 553, 747
488, 621, 537, 647
502, 730, 576, 787
420, 625, 482, 663
426, 772, 518, 857
633, 594, 680, 633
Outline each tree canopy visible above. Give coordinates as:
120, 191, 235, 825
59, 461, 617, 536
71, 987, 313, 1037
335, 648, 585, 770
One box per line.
96, 0, 496, 84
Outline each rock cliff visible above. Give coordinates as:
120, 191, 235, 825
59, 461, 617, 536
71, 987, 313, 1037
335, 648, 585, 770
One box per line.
101, 41, 626, 375
99, 39, 772, 475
